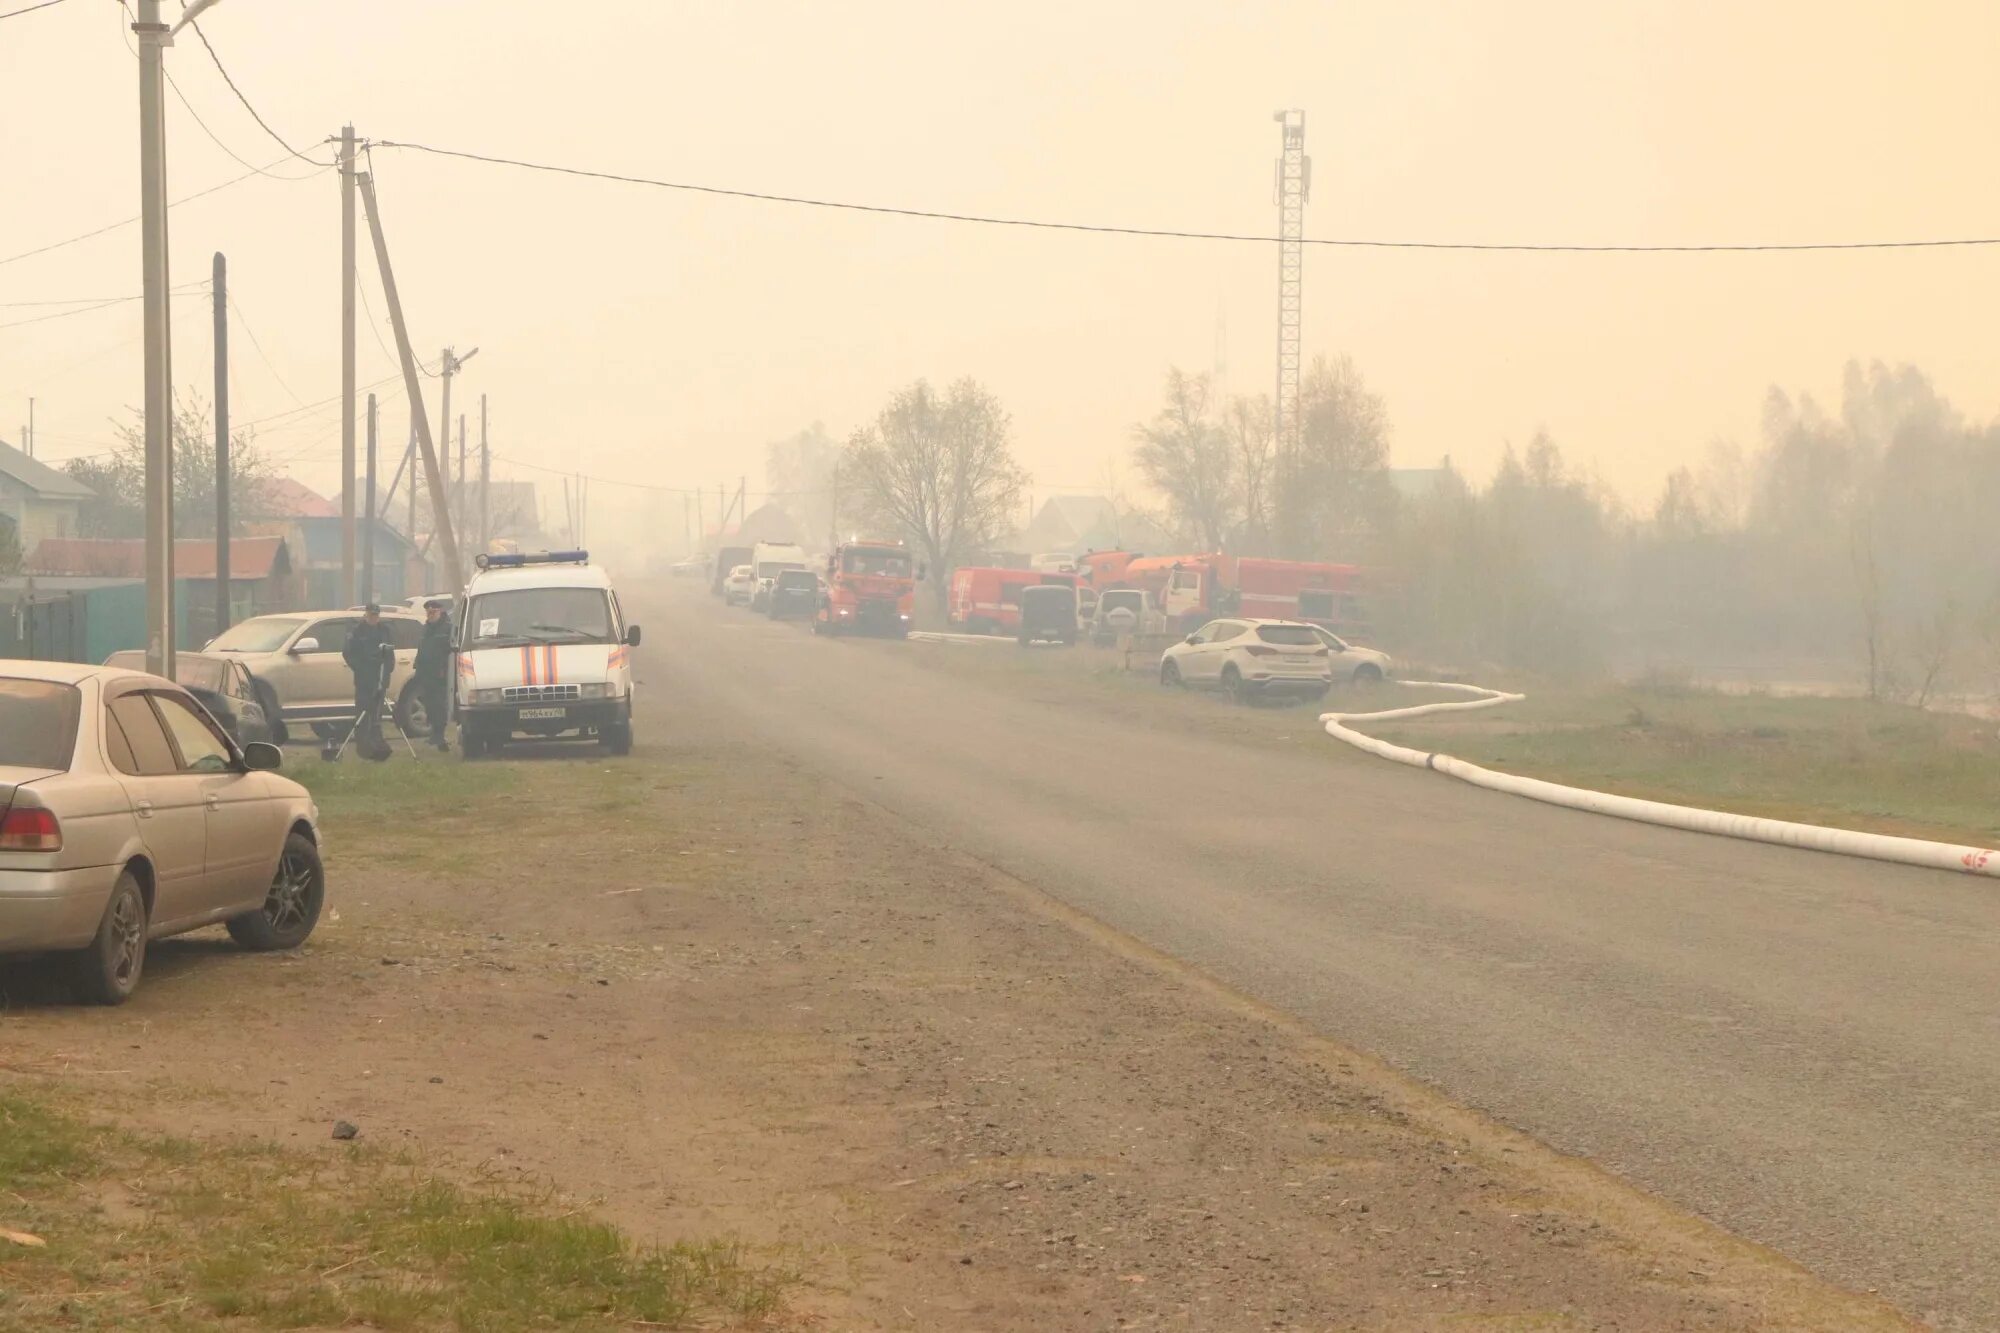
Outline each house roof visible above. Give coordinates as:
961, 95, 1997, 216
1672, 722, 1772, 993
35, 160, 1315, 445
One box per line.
251, 477, 339, 519
26, 535, 290, 580
0, 437, 95, 500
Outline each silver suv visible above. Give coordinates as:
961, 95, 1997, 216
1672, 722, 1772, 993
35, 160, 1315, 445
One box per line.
204, 609, 425, 744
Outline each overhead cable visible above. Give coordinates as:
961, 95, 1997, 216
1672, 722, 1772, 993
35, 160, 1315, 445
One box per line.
372, 139, 2000, 255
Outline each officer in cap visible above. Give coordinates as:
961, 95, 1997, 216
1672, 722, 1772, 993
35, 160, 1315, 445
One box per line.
413, 597, 454, 751
340, 602, 395, 761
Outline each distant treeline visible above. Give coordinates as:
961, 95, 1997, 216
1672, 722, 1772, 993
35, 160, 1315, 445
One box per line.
1130, 358, 2000, 697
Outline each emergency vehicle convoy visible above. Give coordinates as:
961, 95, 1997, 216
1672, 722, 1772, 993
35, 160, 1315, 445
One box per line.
454, 550, 641, 758
815, 540, 920, 637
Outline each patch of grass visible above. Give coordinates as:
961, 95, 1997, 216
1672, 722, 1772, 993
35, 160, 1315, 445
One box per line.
0, 1091, 787, 1332
1368, 685, 2000, 846
290, 750, 523, 826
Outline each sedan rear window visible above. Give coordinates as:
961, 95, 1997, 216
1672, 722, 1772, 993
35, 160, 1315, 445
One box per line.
1255, 625, 1323, 646
0, 679, 81, 772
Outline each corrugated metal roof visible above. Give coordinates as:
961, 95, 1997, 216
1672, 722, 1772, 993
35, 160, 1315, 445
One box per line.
0, 438, 95, 499
26, 535, 290, 580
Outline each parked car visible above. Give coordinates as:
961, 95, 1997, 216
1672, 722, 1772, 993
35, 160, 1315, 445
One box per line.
1018, 584, 1079, 646
1158, 618, 1336, 703
0, 661, 325, 1004
722, 564, 757, 606
1091, 588, 1148, 645
204, 608, 426, 744
670, 557, 707, 579
1309, 625, 1391, 683
766, 568, 820, 620
102, 651, 273, 745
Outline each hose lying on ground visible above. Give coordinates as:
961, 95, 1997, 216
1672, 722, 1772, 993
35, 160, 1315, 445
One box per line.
1321, 682, 2000, 880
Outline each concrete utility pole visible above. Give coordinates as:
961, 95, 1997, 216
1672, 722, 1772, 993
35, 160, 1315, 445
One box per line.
1271, 109, 1309, 467
134, 0, 175, 677
339, 124, 357, 607
25, 398, 33, 459
477, 394, 489, 556
362, 393, 377, 604
435, 346, 478, 579
212, 251, 230, 636
356, 168, 464, 591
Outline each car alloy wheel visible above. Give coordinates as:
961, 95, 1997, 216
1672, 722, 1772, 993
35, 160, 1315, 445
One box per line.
265, 849, 315, 935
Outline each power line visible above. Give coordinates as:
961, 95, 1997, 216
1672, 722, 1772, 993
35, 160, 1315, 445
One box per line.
114, 1, 323, 183
225, 293, 307, 406
490, 452, 827, 499
183, 11, 336, 167
371, 138, 2000, 255
0, 281, 208, 330
0, 155, 314, 268
0, 0, 70, 20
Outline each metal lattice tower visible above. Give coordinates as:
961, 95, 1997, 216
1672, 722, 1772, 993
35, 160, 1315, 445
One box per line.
1271, 109, 1310, 454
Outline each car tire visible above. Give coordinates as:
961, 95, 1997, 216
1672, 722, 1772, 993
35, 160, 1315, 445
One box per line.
602, 719, 634, 756
460, 728, 486, 759
1221, 666, 1248, 705
1160, 659, 1184, 688
395, 681, 427, 735
1352, 662, 1383, 685
254, 681, 289, 746
72, 870, 148, 1006
227, 832, 324, 952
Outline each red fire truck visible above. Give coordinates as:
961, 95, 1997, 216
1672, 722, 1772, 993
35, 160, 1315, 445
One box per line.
1121, 553, 1366, 635
949, 566, 1080, 635
814, 540, 919, 637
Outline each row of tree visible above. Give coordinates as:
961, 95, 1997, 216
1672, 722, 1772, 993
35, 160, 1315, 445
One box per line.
771, 357, 2000, 698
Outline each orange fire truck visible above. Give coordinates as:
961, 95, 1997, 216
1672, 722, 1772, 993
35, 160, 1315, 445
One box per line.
948, 566, 1081, 635
813, 540, 919, 637
1119, 553, 1367, 635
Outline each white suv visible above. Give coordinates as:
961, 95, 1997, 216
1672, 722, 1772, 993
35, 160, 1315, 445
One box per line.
1158, 618, 1388, 703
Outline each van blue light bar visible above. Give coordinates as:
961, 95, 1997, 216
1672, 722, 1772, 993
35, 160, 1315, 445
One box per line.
475, 549, 589, 570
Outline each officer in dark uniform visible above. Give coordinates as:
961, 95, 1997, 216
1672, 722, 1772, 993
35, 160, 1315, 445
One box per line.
413, 597, 453, 751
341, 603, 395, 760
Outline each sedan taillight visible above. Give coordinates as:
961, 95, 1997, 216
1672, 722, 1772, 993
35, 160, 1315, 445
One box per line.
0, 806, 62, 852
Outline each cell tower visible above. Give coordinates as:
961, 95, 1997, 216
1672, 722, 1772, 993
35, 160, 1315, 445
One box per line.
1271, 109, 1310, 454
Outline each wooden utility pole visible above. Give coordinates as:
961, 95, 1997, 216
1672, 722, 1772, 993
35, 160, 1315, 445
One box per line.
212, 251, 231, 636
362, 393, 377, 604
339, 124, 357, 607
355, 168, 462, 588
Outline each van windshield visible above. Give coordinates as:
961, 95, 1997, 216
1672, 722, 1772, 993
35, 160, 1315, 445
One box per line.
464, 588, 615, 646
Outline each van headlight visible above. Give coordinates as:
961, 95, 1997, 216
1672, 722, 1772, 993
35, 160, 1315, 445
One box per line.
577, 682, 617, 700
469, 687, 507, 705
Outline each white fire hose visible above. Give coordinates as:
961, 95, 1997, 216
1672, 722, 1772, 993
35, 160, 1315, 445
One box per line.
1322, 683, 2000, 879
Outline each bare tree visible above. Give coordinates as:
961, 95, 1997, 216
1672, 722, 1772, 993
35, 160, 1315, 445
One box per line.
1131, 369, 1236, 551
1276, 354, 1392, 560
842, 378, 1027, 610
73, 391, 268, 539
1222, 393, 1275, 555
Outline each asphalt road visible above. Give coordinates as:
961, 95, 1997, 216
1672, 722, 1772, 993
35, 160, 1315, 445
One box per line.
653, 589, 1999, 1331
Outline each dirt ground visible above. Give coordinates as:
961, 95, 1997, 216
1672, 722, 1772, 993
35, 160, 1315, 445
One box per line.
0, 680, 1916, 1330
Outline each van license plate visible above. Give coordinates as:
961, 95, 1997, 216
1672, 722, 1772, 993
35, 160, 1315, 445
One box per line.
519, 706, 566, 719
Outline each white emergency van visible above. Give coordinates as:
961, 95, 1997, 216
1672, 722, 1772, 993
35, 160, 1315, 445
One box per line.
453, 550, 640, 758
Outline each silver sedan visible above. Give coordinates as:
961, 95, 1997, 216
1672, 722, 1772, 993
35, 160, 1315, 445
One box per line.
0, 661, 326, 1004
